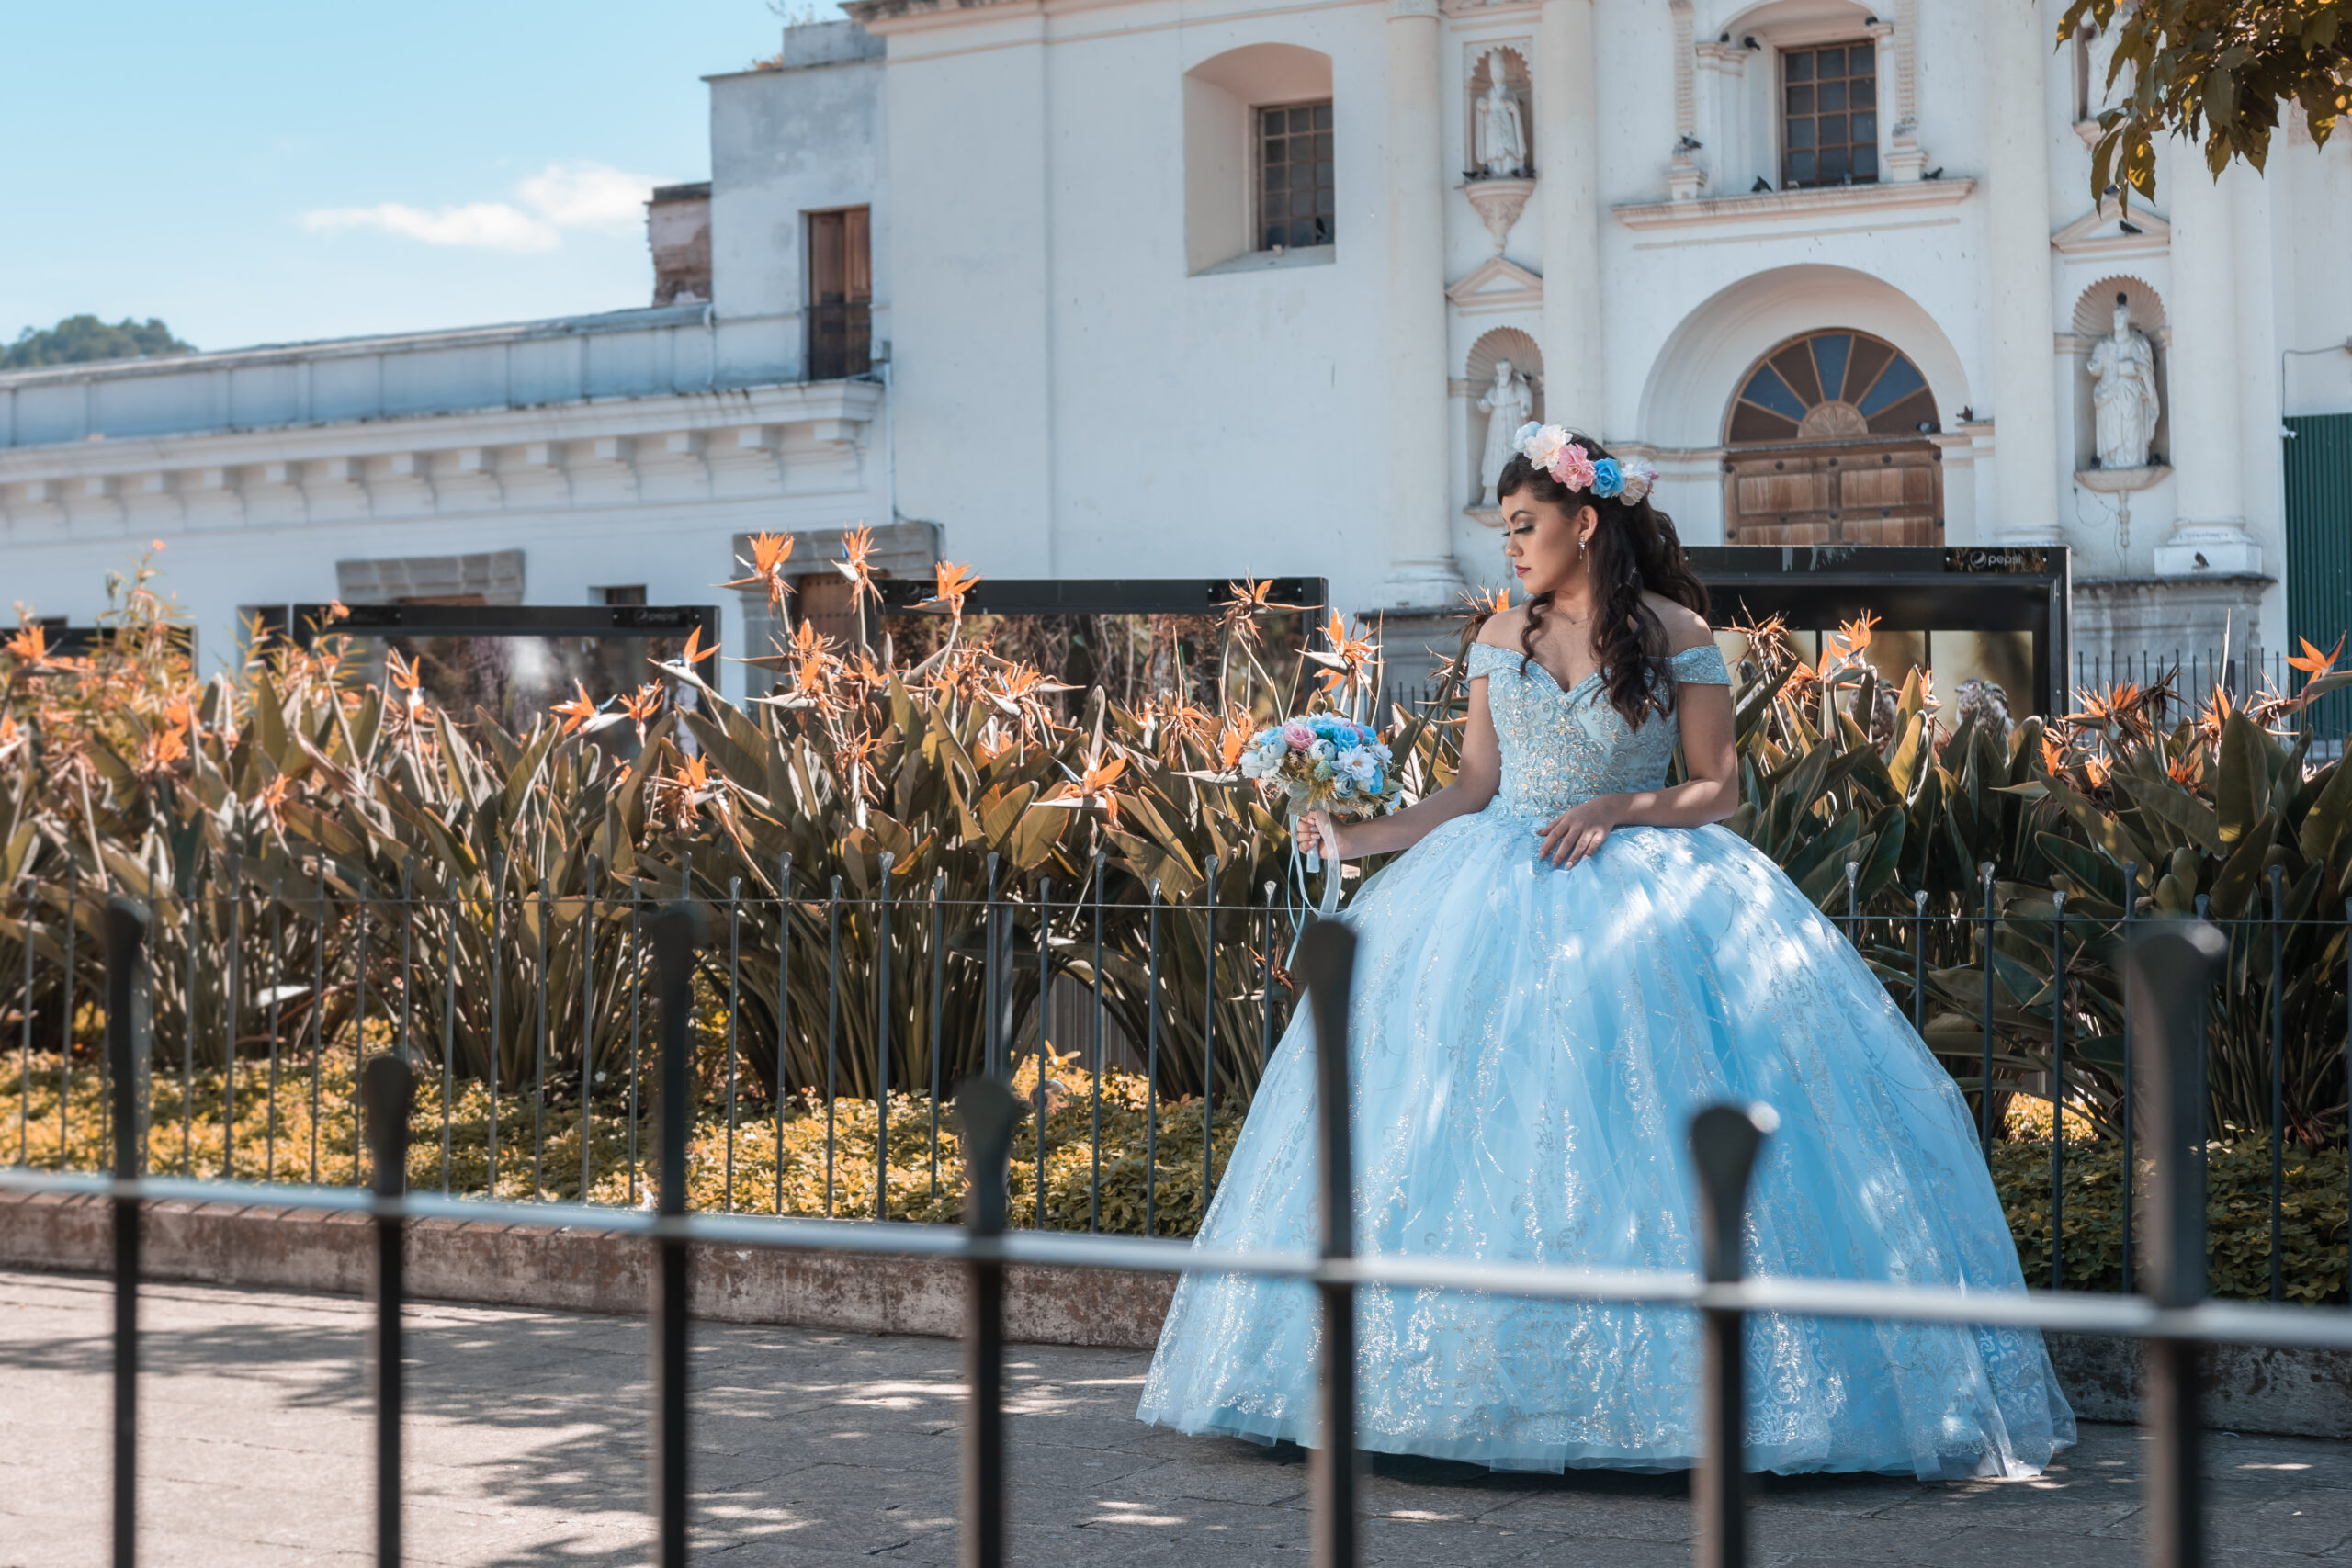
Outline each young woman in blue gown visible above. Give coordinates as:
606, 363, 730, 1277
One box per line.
1136, 426, 2075, 1480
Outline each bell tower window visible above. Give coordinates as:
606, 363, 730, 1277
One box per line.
1781, 42, 1878, 187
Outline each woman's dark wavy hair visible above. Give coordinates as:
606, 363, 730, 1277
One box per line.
1494, 433, 1709, 729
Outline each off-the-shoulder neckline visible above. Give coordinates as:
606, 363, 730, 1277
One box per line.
1468, 641, 1723, 699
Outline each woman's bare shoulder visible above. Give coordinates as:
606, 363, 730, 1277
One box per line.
1643, 592, 1714, 654
1474, 606, 1529, 649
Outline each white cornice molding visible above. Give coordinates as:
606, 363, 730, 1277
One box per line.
0, 381, 879, 490
1613, 175, 1975, 230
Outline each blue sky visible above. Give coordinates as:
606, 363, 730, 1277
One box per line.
2, 1, 813, 354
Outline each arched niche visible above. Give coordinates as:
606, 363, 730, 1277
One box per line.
2069, 275, 2170, 472
1464, 327, 1544, 513
1184, 44, 1335, 274
1464, 45, 1532, 180
1722, 329, 1942, 546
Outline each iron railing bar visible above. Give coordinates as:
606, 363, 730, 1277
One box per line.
927, 872, 944, 1204
62, 866, 75, 1179
354, 889, 370, 1187
310, 863, 325, 1187
184, 881, 198, 1179
488, 863, 503, 1200
628, 885, 643, 1208
1977, 861, 1996, 1154
17, 884, 31, 1168
1035, 876, 1050, 1229
823, 877, 842, 1219
2268, 863, 2285, 1303
876, 853, 893, 1224
1202, 856, 1217, 1219
1145, 879, 1160, 1237
533, 888, 548, 1199
775, 854, 792, 1219
2050, 889, 2066, 1292
266, 882, 284, 1184
2120, 863, 2136, 1295
440, 897, 457, 1197
725, 877, 742, 1213
581, 860, 598, 1205
1090, 853, 1106, 1235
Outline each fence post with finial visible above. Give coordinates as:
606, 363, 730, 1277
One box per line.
2131, 917, 2227, 1568
1690, 1100, 1776, 1568
106, 895, 150, 1568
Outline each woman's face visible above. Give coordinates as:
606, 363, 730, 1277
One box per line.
1498, 488, 1595, 599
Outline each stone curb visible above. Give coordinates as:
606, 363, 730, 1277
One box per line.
0, 1190, 1172, 1348
5, 1191, 2346, 1439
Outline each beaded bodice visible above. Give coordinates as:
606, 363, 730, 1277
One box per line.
1465, 641, 1732, 819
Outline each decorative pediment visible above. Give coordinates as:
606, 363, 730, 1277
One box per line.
2052, 198, 2170, 260
1445, 256, 1543, 313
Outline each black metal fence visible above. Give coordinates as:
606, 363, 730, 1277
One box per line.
5, 862, 2349, 1302
6, 899, 2352, 1567
2075, 645, 2352, 746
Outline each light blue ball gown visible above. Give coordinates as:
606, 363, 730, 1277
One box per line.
1136, 641, 2076, 1480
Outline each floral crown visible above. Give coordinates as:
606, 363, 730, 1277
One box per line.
1510, 423, 1657, 505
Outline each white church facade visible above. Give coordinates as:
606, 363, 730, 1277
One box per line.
6, 0, 2351, 698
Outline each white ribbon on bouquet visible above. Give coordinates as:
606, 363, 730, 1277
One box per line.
1283, 811, 1345, 964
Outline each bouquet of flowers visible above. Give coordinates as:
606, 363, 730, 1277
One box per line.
1236, 712, 1400, 871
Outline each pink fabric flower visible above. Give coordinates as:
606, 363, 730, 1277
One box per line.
1282, 723, 1316, 750
1550, 442, 1597, 491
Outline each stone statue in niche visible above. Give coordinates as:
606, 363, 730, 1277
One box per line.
1474, 63, 1527, 178
1476, 359, 1535, 506
2086, 293, 2161, 471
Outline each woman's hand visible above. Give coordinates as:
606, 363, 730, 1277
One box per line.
1536, 795, 1623, 869
1296, 808, 1352, 863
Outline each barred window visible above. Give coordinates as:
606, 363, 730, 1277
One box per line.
1259, 101, 1335, 250
1781, 42, 1878, 187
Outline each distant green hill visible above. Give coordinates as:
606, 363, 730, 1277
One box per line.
3, 315, 197, 369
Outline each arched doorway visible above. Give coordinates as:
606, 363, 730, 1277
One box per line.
1722, 330, 1943, 547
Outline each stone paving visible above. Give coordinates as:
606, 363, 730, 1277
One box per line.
3, 1269, 2349, 1568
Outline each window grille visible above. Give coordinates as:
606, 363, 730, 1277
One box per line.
1258, 101, 1335, 250
1781, 43, 1878, 186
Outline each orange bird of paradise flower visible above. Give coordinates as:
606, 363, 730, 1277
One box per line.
923, 561, 982, 619
725, 532, 797, 611
384, 649, 425, 710
620, 682, 665, 742
1046, 753, 1128, 828
2287, 635, 2346, 681
4, 622, 49, 664
1306, 612, 1379, 697
1220, 577, 1276, 644
832, 525, 880, 611
551, 681, 601, 737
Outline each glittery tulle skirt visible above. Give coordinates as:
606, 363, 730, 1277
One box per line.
1135, 811, 2076, 1479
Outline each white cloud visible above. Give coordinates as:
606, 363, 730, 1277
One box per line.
300, 162, 664, 253
301, 200, 560, 253
517, 163, 660, 230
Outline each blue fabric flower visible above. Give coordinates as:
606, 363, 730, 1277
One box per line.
1589, 457, 1624, 499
